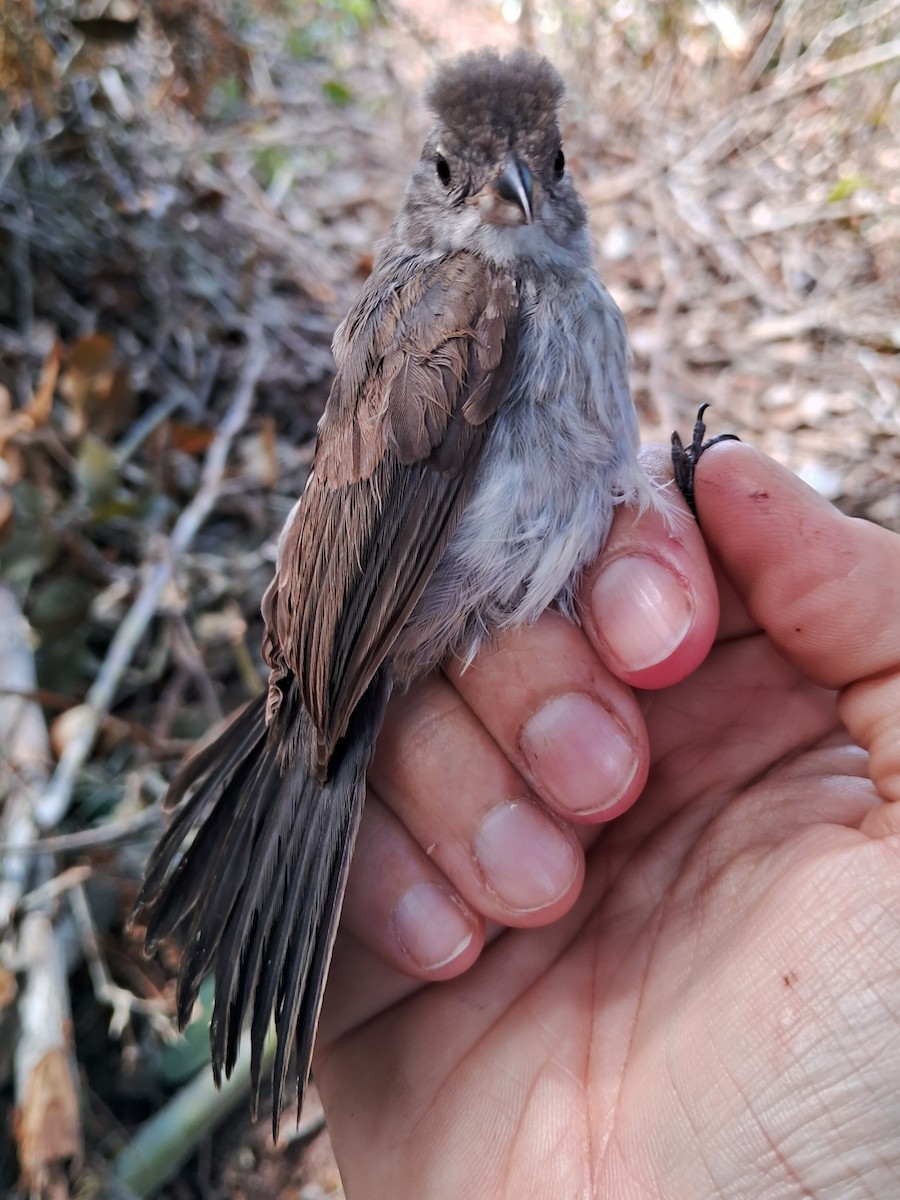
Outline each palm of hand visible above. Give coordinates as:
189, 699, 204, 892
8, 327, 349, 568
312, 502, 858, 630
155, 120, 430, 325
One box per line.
320, 448, 900, 1199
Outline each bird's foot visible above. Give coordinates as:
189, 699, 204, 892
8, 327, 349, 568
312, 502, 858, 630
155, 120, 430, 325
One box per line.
671, 403, 740, 519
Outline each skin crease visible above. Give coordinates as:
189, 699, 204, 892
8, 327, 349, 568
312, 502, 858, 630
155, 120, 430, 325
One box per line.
315, 441, 900, 1199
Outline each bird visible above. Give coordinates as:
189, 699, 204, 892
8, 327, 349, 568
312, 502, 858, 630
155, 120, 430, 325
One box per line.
133, 47, 680, 1137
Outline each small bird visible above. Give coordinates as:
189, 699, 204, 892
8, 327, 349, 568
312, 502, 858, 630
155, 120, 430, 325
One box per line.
134, 48, 678, 1135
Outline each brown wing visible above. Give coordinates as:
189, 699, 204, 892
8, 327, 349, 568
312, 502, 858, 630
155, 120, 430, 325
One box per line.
261, 252, 519, 777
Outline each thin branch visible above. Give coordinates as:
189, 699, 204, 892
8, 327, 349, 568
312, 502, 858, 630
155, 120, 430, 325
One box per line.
737, 0, 801, 95
682, 36, 900, 170
18, 864, 93, 912
68, 883, 173, 1038
800, 0, 900, 65
778, 37, 900, 96
0, 588, 52, 928
0, 796, 163, 857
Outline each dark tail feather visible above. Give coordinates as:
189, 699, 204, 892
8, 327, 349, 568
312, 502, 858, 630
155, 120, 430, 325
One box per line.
133, 671, 391, 1137
137, 698, 268, 943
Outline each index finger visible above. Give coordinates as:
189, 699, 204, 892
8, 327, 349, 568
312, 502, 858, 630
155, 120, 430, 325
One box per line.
696, 440, 900, 802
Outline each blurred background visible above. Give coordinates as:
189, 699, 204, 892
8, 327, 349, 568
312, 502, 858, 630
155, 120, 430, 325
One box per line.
0, 1, 898, 1195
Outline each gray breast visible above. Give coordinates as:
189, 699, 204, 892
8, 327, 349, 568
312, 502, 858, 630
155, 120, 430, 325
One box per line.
392, 269, 664, 681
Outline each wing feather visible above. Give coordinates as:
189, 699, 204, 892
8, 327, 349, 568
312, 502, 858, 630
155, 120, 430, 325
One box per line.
262, 253, 519, 775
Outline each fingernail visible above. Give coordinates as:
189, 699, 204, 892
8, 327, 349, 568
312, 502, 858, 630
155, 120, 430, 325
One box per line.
392, 883, 475, 971
592, 555, 693, 670
519, 693, 638, 815
473, 801, 579, 913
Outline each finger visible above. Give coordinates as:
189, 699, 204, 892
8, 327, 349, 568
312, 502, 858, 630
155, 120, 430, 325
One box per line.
341, 791, 484, 979
319, 929, 420, 1050
579, 444, 720, 690
447, 609, 648, 823
369, 673, 585, 927
696, 441, 900, 801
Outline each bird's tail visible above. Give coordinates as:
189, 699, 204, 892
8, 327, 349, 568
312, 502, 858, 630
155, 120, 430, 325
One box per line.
133, 670, 391, 1136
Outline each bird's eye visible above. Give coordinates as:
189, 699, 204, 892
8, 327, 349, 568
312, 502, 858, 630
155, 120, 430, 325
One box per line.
553, 147, 565, 178
436, 155, 451, 186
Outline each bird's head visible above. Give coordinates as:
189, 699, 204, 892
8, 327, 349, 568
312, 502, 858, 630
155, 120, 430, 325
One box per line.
397, 49, 589, 268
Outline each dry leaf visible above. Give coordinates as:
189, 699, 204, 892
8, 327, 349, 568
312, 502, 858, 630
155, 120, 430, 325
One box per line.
240, 416, 279, 487
63, 332, 115, 384
49, 705, 95, 761
0, 492, 15, 541
59, 335, 114, 436
59, 333, 135, 440
0, 444, 24, 488
52, 703, 131, 757
28, 342, 60, 427
0, 343, 59, 463
0, 966, 17, 1010
194, 605, 248, 646
168, 422, 217, 455
0, 0, 57, 115
15, 1048, 82, 1193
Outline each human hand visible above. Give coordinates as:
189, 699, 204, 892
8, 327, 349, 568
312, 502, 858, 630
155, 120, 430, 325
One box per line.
317, 441, 900, 1199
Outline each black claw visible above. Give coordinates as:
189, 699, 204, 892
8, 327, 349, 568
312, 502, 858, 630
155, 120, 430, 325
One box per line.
671, 403, 740, 519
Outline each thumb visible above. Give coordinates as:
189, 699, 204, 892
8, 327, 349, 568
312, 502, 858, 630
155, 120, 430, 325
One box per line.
695, 442, 900, 803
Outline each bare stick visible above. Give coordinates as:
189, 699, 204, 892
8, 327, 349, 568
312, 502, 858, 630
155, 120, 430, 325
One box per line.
683, 36, 900, 170
801, 0, 900, 66
14, 911, 84, 1195
777, 37, 900, 96
0, 588, 51, 928
68, 882, 173, 1038
35, 332, 268, 829
0, 792, 164, 857
18, 865, 93, 912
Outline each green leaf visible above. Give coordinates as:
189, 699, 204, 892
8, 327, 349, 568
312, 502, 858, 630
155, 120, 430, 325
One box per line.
322, 77, 354, 106
76, 434, 122, 509
827, 174, 870, 203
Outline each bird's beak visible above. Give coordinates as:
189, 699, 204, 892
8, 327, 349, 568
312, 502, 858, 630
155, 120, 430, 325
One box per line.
470, 155, 535, 226
492, 156, 534, 224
